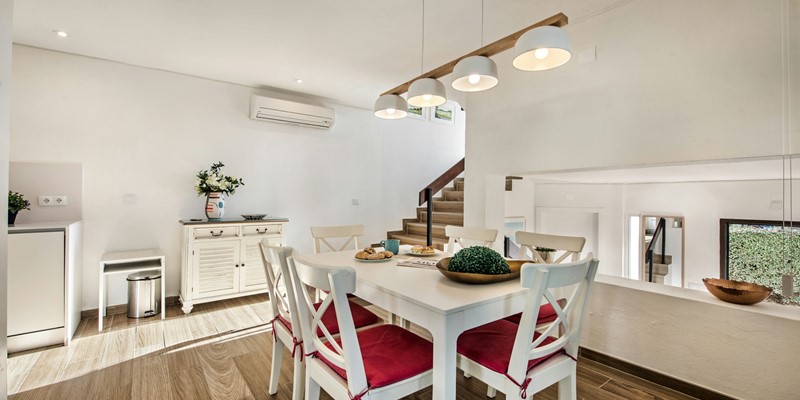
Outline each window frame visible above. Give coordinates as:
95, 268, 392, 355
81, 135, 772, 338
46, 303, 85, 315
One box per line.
719, 218, 796, 280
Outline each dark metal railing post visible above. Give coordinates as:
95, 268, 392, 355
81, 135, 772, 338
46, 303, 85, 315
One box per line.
425, 188, 433, 247
645, 218, 666, 283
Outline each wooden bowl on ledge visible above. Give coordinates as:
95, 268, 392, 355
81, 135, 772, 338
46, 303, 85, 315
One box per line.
702, 278, 772, 305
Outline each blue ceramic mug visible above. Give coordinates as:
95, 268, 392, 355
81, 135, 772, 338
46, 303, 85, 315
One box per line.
380, 239, 400, 255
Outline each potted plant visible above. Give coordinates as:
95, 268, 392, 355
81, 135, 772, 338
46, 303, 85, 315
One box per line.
195, 162, 244, 219
536, 247, 556, 263
8, 191, 31, 225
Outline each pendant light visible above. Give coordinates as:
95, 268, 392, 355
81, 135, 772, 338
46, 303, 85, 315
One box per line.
512, 25, 572, 71
373, 94, 408, 119
407, 0, 447, 107
452, 0, 498, 92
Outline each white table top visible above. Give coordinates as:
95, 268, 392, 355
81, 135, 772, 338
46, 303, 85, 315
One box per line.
300, 249, 527, 316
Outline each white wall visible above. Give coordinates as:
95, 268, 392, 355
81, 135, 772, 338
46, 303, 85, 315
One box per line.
464, 0, 793, 230
532, 183, 625, 276
624, 180, 786, 288
584, 276, 800, 399
527, 179, 790, 287
0, 0, 11, 396
504, 177, 535, 232
9, 45, 465, 308
9, 162, 83, 223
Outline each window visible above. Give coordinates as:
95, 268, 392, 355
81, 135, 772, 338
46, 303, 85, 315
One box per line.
720, 219, 799, 306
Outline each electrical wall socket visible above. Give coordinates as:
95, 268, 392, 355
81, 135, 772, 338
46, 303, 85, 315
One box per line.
38, 195, 68, 206
39, 195, 54, 206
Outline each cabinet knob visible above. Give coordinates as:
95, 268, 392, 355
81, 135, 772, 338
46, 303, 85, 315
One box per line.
235, 264, 239, 268
241, 263, 245, 267
211, 230, 224, 237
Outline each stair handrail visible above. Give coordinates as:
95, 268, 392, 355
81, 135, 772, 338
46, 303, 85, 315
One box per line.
418, 158, 465, 206
644, 217, 667, 283
418, 158, 465, 246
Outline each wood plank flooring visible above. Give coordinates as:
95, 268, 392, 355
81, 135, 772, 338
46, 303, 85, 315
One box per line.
8, 295, 701, 400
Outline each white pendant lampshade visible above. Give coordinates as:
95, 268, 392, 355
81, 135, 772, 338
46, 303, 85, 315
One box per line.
513, 26, 572, 71
373, 94, 408, 119
407, 78, 447, 107
451, 56, 499, 92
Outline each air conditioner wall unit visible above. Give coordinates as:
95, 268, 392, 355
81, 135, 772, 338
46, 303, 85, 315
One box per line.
249, 95, 335, 129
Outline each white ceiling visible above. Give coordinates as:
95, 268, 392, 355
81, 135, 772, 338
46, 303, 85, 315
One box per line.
525, 157, 800, 184
11, 0, 626, 109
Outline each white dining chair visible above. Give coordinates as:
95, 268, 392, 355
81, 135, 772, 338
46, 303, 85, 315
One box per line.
516, 231, 586, 264
288, 254, 434, 400
445, 225, 498, 253
259, 241, 380, 400
457, 257, 599, 400
310, 224, 364, 253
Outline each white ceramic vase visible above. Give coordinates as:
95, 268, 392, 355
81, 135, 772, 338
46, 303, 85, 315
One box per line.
205, 192, 225, 219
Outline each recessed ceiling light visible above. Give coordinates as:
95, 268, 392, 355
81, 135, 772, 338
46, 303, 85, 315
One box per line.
295, 79, 304, 84
53, 30, 69, 38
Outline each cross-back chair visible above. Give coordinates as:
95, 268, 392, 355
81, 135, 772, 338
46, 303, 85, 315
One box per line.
457, 257, 599, 400
516, 232, 586, 264
260, 241, 380, 400
445, 225, 498, 253
288, 255, 434, 400
311, 224, 364, 253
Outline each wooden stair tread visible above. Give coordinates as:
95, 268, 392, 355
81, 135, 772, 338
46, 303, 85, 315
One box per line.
406, 222, 448, 228
388, 233, 448, 250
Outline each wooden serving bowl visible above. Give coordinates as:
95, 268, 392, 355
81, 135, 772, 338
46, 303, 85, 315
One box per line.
435, 258, 530, 284
702, 278, 773, 305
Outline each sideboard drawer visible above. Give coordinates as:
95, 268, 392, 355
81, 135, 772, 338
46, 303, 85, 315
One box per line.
242, 224, 282, 236
193, 226, 240, 239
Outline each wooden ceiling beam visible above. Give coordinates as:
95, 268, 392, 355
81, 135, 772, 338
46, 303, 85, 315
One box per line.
381, 12, 568, 96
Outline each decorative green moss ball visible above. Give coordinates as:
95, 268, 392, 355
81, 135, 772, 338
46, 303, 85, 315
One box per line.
448, 246, 510, 275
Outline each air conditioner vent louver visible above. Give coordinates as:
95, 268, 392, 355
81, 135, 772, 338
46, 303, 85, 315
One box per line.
250, 95, 335, 129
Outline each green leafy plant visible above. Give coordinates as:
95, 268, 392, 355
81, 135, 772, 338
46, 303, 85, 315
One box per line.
728, 224, 799, 306
448, 246, 511, 275
536, 247, 555, 253
8, 191, 31, 213
195, 162, 244, 196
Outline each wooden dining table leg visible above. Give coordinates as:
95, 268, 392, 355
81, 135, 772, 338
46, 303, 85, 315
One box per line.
429, 312, 464, 400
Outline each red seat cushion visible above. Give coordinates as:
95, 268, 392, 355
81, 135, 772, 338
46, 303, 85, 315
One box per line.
504, 298, 565, 325
317, 325, 433, 389
276, 300, 380, 337
457, 319, 560, 374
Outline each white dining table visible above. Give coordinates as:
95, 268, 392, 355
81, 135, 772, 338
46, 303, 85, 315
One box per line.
300, 248, 529, 400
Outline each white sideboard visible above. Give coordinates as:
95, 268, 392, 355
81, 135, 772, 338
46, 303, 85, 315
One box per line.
179, 218, 288, 314
8, 221, 82, 352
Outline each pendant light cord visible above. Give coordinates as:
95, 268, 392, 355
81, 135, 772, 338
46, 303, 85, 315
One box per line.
420, 0, 425, 74
480, 0, 484, 46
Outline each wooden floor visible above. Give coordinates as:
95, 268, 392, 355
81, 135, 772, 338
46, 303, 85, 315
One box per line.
8, 295, 700, 400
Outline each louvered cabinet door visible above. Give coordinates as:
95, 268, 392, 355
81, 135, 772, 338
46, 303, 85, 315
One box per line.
191, 240, 240, 299
238, 237, 282, 292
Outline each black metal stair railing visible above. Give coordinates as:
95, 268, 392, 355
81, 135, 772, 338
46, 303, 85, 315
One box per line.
644, 217, 667, 283
418, 158, 465, 246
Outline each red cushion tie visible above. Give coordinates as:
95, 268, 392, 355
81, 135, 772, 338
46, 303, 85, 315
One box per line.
292, 337, 304, 361
305, 350, 319, 359
348, 387, 370, 400
268, 316, 279, 342
504, 373, 532, 399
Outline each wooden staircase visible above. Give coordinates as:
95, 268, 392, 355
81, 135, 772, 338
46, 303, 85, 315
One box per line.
387, 177, 464, 250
